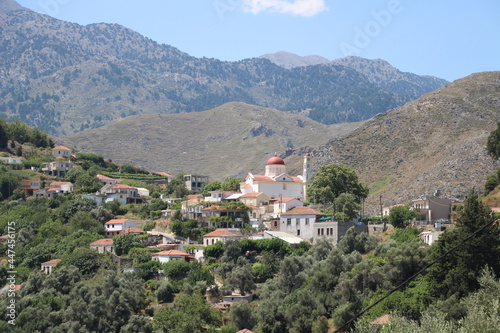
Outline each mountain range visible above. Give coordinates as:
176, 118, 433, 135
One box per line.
0, 0, 447, 136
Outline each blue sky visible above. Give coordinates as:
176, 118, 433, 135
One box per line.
18, 0, 500, 82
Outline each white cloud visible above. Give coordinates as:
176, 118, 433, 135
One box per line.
242, 0, 328, 17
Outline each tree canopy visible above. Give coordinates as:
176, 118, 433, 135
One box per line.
389, 205, 417, 228
307, 164, 368, 205
486, 121, 500, 160
427, 189, 500, 299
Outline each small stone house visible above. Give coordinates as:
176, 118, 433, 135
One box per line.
90, 239, 114, 254
41, 259, 61, 274
203, 229, 243, 246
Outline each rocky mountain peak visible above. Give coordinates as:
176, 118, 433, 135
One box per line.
0, 0, 29, 13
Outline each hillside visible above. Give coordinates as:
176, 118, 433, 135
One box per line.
60, 102, 365, 179
0, 0, 446, 136
293, 71, 500, 213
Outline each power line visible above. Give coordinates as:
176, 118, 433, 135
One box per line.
333, 217, 499, 332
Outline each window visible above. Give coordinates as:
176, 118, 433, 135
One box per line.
296, 218, 300, 226
305, 218, 310, 225
283, 184, 287, 190
317, 228, 321, 236
297, 230, 300, 236
287, 218, 291, 225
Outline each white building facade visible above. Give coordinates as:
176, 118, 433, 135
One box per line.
241, 154, 313, 202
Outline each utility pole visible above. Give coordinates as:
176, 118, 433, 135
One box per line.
380, 195, 387, 231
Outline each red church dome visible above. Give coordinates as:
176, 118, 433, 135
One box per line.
266, 155, 285, 165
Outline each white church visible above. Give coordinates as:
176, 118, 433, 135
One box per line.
240, 153, 313, 202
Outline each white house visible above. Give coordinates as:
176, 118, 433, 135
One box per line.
104, 219, 136, 238
203, 229, 243, 246
382, 204, 406, 217
136, 187, 150, 197
421, 230, 443, 246
49, 181, 74, 193
205, 191, 239, 203
83, 183, 142, 206
280, 206, 325, 239
271, 197, 303, 217
0, 156, 22, 164
151, 249, 193, 263
52, 145, 72, 158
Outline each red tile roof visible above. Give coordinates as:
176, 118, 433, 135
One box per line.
41, 259, 61, 265
121, 228, 144, 234
384, 204, 405, 210
370, 314, 391, 325
251, 175, 273, 182
183, 198, 205, 205
152, 250, 190, 257
281, 206, 324, 216
50, 182, 72, 186
204, 229, 238, 238
105, 219, 130, 225
90, 239, 114, 245
112, 184, 136, 189
272, 197, 298, 203
97, 174, 116, 181
240, 192, 264, 198
52, 145, 71, 151
156, 172, 173, 177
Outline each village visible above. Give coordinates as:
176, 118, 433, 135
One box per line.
2, 143, 461, 304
